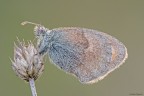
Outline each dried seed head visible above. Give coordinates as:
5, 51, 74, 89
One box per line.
11, 40, 44, 82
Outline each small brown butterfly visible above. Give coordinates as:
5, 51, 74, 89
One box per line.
22, 21, 128, 84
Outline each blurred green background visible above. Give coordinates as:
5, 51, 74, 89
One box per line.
0, 0, 143, 96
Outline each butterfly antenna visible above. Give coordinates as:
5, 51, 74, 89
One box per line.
21, 21, 40, 26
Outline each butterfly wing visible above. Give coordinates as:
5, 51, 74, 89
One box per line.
48, 27, 128, 84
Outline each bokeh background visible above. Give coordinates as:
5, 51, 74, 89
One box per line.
0, 0, 143, 96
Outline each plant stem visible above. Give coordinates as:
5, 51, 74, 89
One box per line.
29, 78, 37, 96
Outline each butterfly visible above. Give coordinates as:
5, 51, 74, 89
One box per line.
21, 21, 128, 84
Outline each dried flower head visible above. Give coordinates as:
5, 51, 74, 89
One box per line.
11, 40, 44, 82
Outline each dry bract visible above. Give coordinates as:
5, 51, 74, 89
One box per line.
11, 40, 44, 82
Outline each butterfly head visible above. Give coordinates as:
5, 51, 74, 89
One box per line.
21, 21, 50, 55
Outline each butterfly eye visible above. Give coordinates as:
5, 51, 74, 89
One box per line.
34, 25, 48, 37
